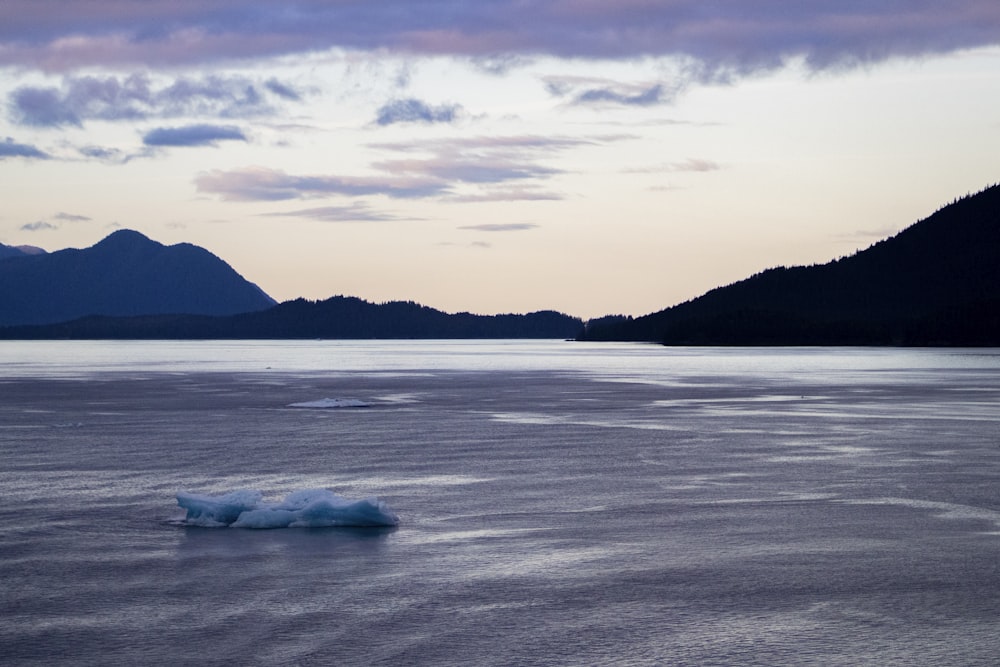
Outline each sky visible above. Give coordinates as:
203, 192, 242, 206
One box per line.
1, 2, 999, 320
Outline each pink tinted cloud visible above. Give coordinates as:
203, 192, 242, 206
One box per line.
446, 186, 564, 203
195, 134, 597, 204
0, 2, 998, 73
195, 166, 448, 201
368, 134, 599, 195
261, 203, 408, 223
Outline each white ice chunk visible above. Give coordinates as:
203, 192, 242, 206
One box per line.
176, 488, 399, 528
288, 398, 371, 408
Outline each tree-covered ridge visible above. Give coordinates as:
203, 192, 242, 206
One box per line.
581, 183, 1000, 345
0, 295, 584, 340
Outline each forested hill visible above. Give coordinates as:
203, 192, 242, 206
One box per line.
0, 295, 584, 340
580, 183, 1000, 346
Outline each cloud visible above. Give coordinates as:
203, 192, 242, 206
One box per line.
9, 73, 302, 127
836, 225, 903, 244
575, 84, 666, 107
625, 158, 722, 173
264, 78, 302, 101
75, 144, 156, 164
3, 3, 997, 76
437, 240, 493, 249
375, 98, 462, 126
142, 124, 248, 147
472, 54, 534, 75
374, 135, 595, 152
198, 134, 640, 204
375, 155, 562, 184
447, 186, 564, 203
262, 204, 407, 222
0, 136, 48, 159
9, 87, 81, 126
53, 212, 91, 222
672, 158, 721, 172
20, 221, 57, 231
203, 134, 609, 204
77, 145, 124, 161
459, 223, 540, 232
545, 76, 684, 107
370, 135, 596, 193
195, 167, 448, 201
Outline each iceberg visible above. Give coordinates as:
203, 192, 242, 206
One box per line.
176, 489, 399, 528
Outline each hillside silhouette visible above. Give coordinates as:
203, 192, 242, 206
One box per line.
580, 183, 1000, 345
0, 229, 276, 326
0, 243, 44, 260
0, 296, 583, 340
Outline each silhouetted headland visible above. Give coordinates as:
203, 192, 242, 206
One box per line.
580, 183, 1000, 346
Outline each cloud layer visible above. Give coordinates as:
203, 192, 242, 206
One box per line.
459, 223, 539, 232
2, 2, 998, 75
143, 124, 247, 147
375, 98, 462, 126
9, 74, 299, 127
0, 136, 47, 159
262, 204, 407, 223
197, 135, 597, 203
195, 167, 447, 201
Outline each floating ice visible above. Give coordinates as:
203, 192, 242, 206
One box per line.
288, 398, 371, 408
176, 489, 399, 528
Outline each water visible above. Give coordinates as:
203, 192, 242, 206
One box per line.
2, 341, 1000, 665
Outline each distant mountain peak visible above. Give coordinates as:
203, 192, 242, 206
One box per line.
105, 228, 149, 240
92, 228, 160, 250
13, 245, 46, 255
0, 229, 276, 326
0, 242, 47, 260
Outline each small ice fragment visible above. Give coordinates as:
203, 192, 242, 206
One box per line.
175, 488, 399, 528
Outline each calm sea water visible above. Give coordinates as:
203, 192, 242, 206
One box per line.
2, 341, 1000, 666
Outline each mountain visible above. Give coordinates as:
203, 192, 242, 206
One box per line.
0, 245, 23, 261
0, 229, 276, 326
0, 295, 584, 339
580, 183, 1000, 346
0, 243, 45, 260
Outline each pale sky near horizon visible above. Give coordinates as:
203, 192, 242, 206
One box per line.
1, 2, 999, 320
